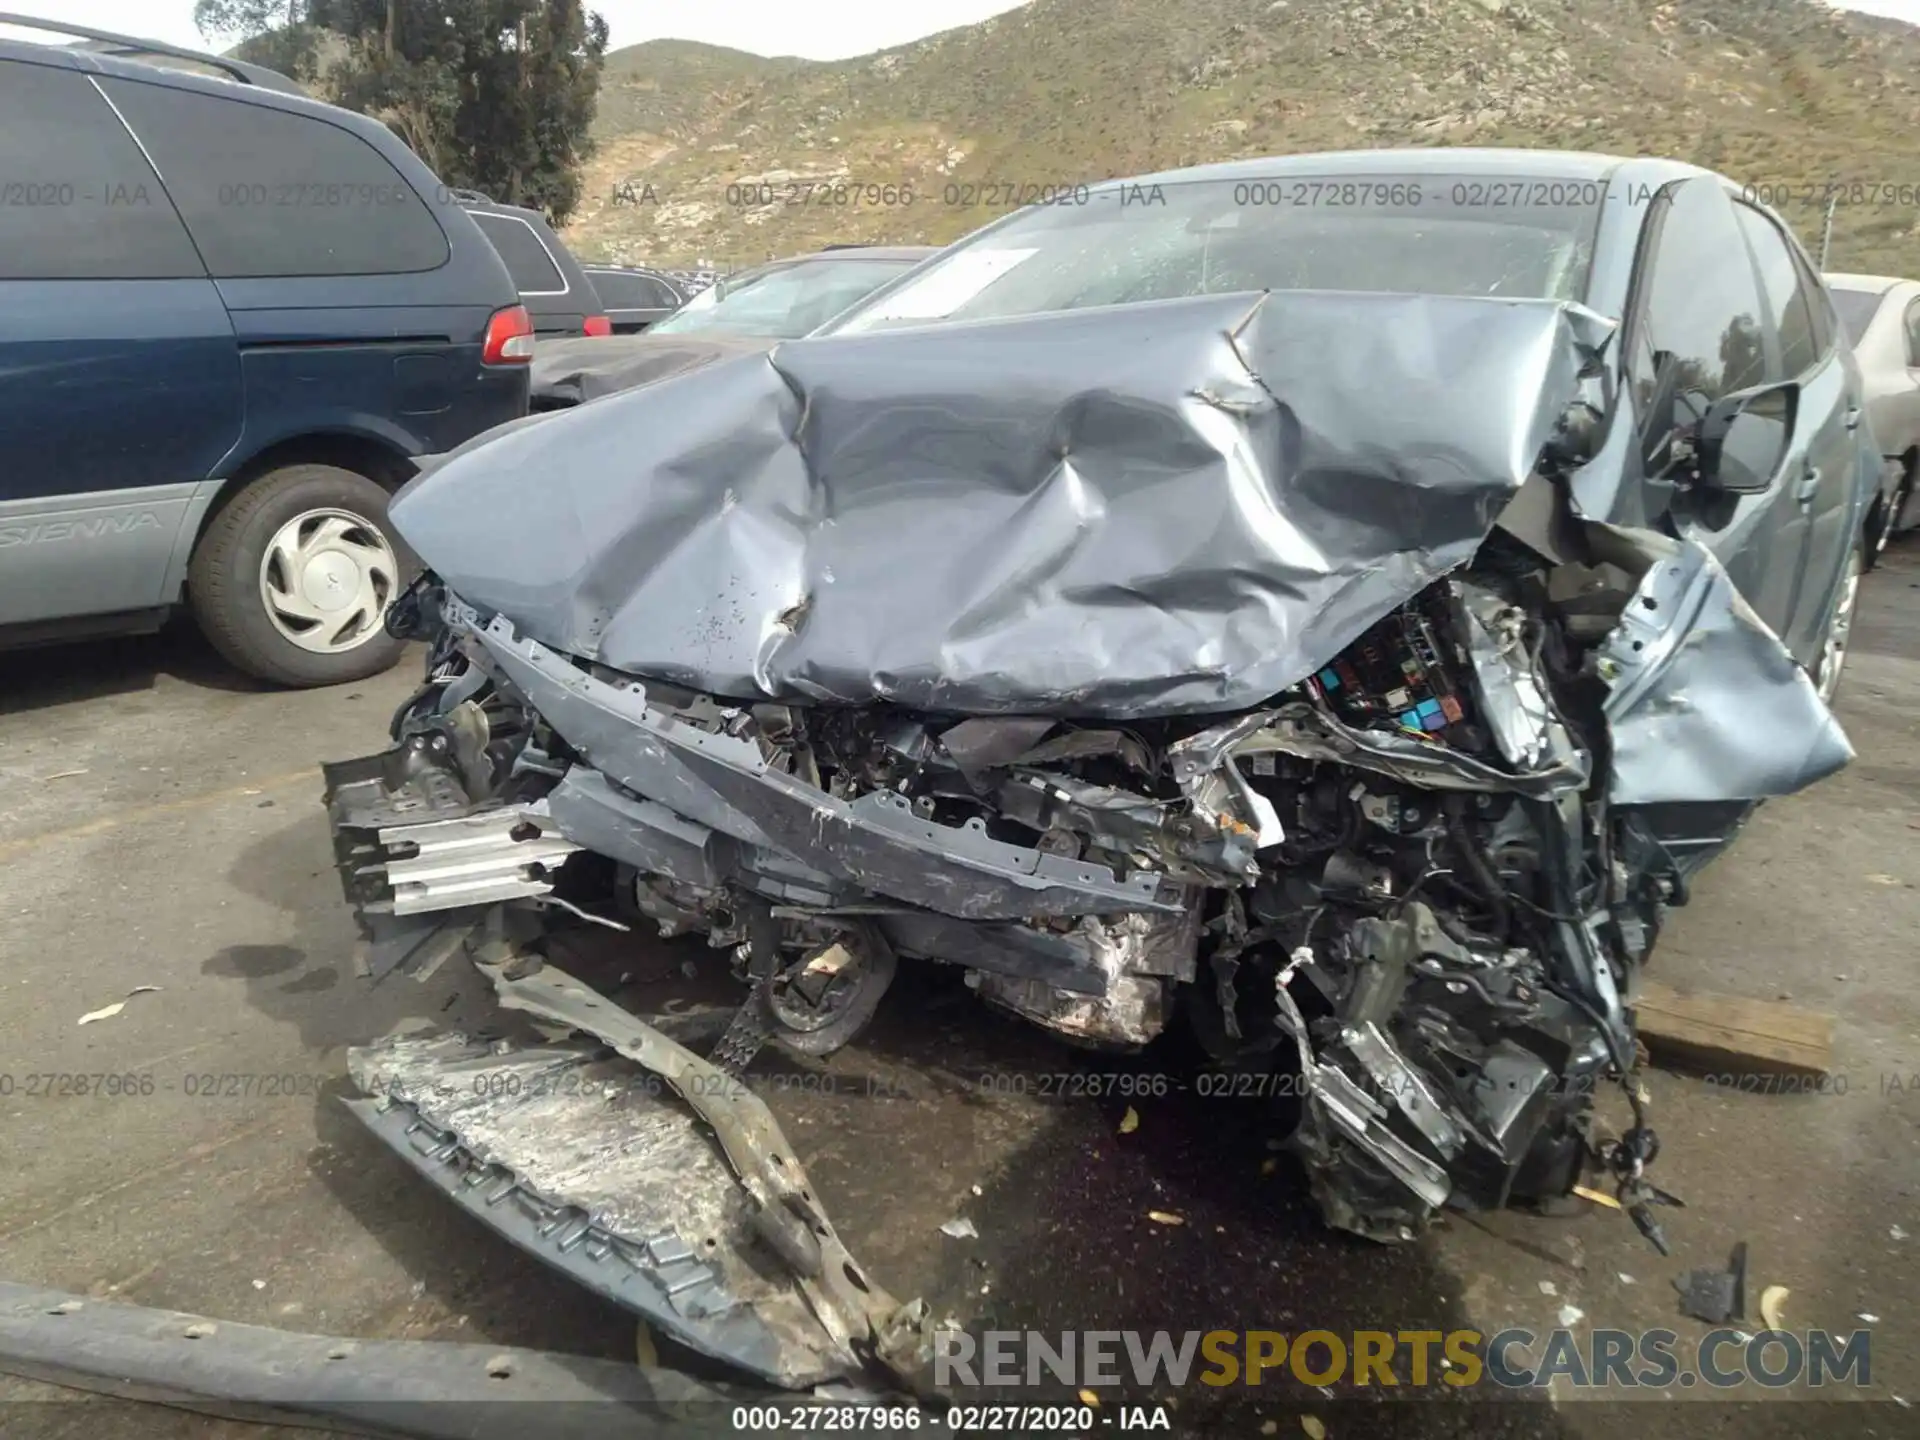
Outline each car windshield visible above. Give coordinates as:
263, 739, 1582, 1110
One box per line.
1827, 286, 1884, 348
648, 256, 919, 338
825, 173, 1605, 334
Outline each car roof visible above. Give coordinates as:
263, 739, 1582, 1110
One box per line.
0, 11, 305, 92
585, 263, 681, 279
1823, 272, 1907, 295
1100, 146, 1711, 192
461, 198, 562, 230
0, 25, 409, 140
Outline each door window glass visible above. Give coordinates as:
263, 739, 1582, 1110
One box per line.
472, 212, 566, 293
100, 75, 448, 278
0, 60, 203, 279
1627, 180, 1769, 468
1733, 203, 1819, 379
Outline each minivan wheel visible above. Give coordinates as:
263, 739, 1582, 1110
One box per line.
1813, 538, 1864, 706
189, 463, 413, 687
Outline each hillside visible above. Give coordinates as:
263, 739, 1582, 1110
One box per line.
563, 0, 1920, 276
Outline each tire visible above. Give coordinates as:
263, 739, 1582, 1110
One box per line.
188, 462, 414, 687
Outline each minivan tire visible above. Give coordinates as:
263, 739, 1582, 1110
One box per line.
189, 463, 414, 687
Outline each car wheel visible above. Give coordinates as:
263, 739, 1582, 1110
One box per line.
1812, 536, 1864, 706
188, 463, 413, 687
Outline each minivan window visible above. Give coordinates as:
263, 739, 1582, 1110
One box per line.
1828, 287, 1883, 349
471, 212, 567, 293
98, 76, 449, 278
1732, 203, 1819, 379
0, 60, 204, 280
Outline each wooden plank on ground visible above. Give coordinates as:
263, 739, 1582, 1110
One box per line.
1630, 978, 1834, 1080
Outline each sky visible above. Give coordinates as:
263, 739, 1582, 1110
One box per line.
2, 0, 1914, 60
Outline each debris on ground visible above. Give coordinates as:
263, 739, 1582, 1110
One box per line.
1537, 1280, 1558, 1297
39, 768, 88, 782
1147, 1211, 1185, 1226
1301, 1416, 1327, 1439
1557, 1304, 1584, 1327
75, 986, 161, 1026
939, 1218, 978, 1240
1759, 1285, 1789, 1332
1676, 1241, 1749, 1324
1618, 1273, 1637, 1285
1859, 1312, 1880, 1324
1893, 1226, 1909, 1241
1118, 1106, 1140, 1135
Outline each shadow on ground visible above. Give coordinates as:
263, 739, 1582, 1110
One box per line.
0, 617, 265, 713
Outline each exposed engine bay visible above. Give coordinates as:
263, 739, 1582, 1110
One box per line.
340, 543, 1682, 1251
320, 289, 1853, 1392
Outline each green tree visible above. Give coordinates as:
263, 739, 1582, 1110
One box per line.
193, 0, 322, 80
309, 0, 609, 223
198, 0, 608, 225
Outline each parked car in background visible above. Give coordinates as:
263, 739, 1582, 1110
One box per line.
530, 246, 936, 409
0, 16, 532, 686
458, 194, 611, 340
1826, 272, 1920, 551
659, 266, 720, 295
581, 265, 687, 333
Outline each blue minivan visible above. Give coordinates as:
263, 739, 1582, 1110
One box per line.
0, 17, 533, 685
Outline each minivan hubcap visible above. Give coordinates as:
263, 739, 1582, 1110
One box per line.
259, 509, 398, 654
1816, 548, 1862, 705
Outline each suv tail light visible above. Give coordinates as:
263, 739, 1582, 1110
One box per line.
482, 305, 535, 364
582, 314, 613, 338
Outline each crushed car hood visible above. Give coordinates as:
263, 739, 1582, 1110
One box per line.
392, 290, 1615, 719
529, 332, 778, 410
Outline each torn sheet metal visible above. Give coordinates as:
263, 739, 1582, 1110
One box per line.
1593, 529, 1853, 804
469, 611, 1182, 921
391, 290, 1612, 719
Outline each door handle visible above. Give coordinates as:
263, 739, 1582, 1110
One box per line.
1796, 465, 1822, 505
1844, 404, 1863, 431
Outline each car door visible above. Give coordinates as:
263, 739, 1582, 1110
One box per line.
97, 75, 499, 462
0, 56, 242, 628
1730, 202, 1858, 658
1623, 178, 1804, 643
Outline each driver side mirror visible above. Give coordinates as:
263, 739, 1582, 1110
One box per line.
1691, 380, 1797, 495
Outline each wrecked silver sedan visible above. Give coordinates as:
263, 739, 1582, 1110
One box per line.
322, 150, 1873, 1389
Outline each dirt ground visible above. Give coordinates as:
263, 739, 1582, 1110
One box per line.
2, 541, 1917, 1440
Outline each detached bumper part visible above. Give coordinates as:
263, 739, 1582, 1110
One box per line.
346, 959, 933, 1393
